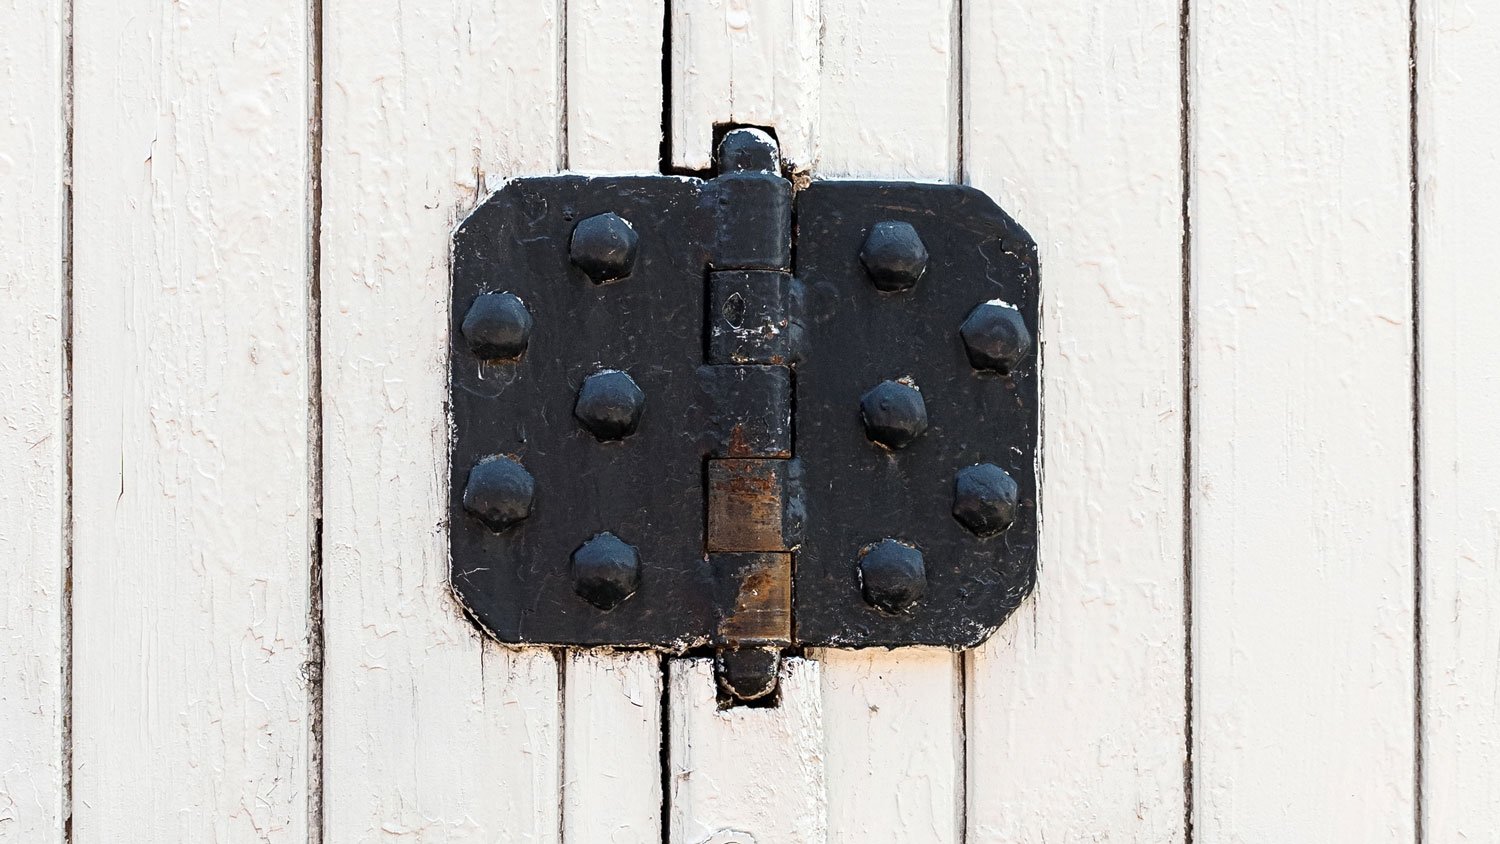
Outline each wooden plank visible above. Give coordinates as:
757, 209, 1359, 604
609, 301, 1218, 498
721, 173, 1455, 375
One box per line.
319, 1, 564, 839
670, 0, 821, 171
1417, 0, 1500, 837
0, 0, 66, 837
816, 0, 957, 182
69, 0, 313, 838
1192, 0, 1416, 837
819, 649, 962, 842
810, 4, 962, 841
668, 657, 826, 842
567, 0, 665, 173
963, 1, 1189, 839
560, 11, 666, 841
563, 651, 662, 843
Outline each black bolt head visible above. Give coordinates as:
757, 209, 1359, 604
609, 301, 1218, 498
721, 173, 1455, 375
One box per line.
858, 539, 927, 614
952, 463, 1020, 537
717, 127, 780, 173
859, 221, 929, 292
461, 292, 533, 360
462, 455, 535, 532
715, 646, 781, 703
859, 379, 928, 450
960, 301, 1032, 374
574, 370, 646, 441
571, 531, 641, 610
570, 212, 639, 283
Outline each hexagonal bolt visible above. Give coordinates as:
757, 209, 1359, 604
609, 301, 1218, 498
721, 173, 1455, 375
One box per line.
960, 301, 1032, 374
574, 370, 646, 441
462, 455, 535, 532
859, 221, 929, 292
571, 531, 641, 610
461, 292, 533, 360
859, 379, 928, 450
858, 538, 927, 614
569, 212, 639, 283
952, 463, 1020, 537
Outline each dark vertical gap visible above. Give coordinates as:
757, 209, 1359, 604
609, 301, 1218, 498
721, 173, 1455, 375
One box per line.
61, 0, 76, 837
957, 652, 969, 843
658, 0, 675, 174
1178, 0, 1196, 841
556, 648, 569, 843
1408, 0, 1424, 839
953, 3, 969, 840
658, 654, 671, 844
306, 0, 326, 839
952, 0, 966, 186
658, 5, 676, 837
558, 0, 569, 171
553, 2, 571, 835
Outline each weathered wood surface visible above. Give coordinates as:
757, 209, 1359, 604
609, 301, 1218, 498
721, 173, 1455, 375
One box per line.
4, 1, 1498, 841
1418, 0, 1500, 838
69, 0, 314, 839
964, 0, 1189, 839
0, 0, 65, 836
320, 1, 564, 839
1192, 0, 1417, 838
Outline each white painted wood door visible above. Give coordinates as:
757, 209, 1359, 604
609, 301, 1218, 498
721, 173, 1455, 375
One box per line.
1, 1, 1496, 841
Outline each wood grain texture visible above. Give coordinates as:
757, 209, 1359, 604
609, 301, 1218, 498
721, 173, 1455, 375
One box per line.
816, 0, 957, 181
563, 651, 662, 844
320, 1, 564, 839
1418, 0, 1500, 837
670, 0, 822, 170
819, 649, 962, 843
567, 0, 665, 173
69, 0, 313, 838
1191, 0, 1416, 838
810, 4, 963, 839
668, 657, 827, 843
963, 1, 1189, 840
0, 0, 65, 837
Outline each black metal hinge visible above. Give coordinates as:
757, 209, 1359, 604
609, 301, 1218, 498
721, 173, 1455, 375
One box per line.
450, 129, 1037, 703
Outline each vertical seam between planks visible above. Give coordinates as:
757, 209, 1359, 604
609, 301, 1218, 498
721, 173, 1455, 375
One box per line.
306, 0, 326, 837
61, 0, 76, 836
1408, 0, 1424, 838
1178, 0, 1196, 840
951, 0, 965, 185
557, 649, 569, 842
953, 3, 969, 839
558, 0, 569, 171
658, 654, 671, 844
957, 652, 968, 843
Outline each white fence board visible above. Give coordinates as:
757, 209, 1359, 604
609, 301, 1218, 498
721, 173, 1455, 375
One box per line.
0, 0, 66, 837
1418, 0, 1500, 837
563, 652, 662, 844
819, 649, 962, 843
668, 658, 826, 843
1191, 0, 1416, 838
568, 0, 666, 173
69, 0, 314, 839
319, 1, 564, 839
964, 0, 1189, 839
670, 0, 821, 170
816, 0, 957, 182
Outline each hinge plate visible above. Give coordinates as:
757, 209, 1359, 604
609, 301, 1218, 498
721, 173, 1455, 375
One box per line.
449, 130, 1037, 690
